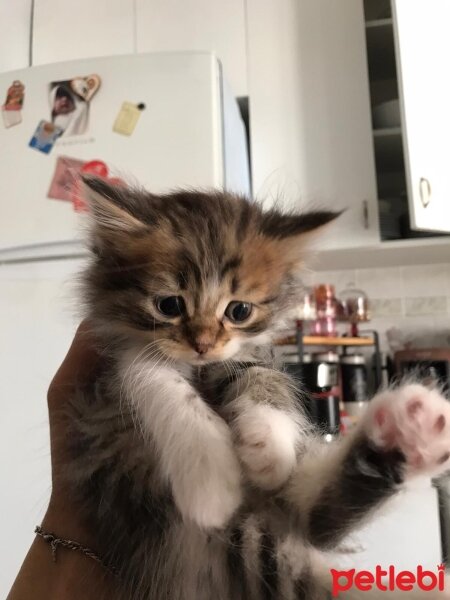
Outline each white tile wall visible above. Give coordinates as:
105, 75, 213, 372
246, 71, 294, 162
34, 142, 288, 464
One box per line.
309, 262, 450, 352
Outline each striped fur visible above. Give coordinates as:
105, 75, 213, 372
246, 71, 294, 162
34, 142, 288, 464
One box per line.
66, 179, 448, 599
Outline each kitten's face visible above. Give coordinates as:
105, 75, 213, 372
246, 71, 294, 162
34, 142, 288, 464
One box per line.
83, 178, 338, 364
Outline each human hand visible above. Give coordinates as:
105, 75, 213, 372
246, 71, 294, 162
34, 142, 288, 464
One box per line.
43, 321, 100, 540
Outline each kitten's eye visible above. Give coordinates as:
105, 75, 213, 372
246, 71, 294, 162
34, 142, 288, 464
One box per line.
225, 301, 253, 323
156, 296, 186, 318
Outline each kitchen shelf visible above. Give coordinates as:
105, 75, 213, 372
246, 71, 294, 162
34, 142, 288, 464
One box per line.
276, 335, 375, 347
373, 127, 402, 137
365, 18, 393, 28
373, 128, 404, 172
365, 19, 396, 80
277, 330, 382, 388
363, 0, 391, 22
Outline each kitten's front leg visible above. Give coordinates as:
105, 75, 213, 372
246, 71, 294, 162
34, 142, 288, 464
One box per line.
286, 383, 450, 549
220, 366, 305, 490
123, 360, 242, 529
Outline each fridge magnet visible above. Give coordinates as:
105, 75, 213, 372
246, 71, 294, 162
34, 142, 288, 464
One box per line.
2, 107, 22, 128
2, 80, 25, 128
29, 120, 63, 154
70, 74, 101, 103
3, 80, 25, 111
47, 156, 86, 201
112, 101, 143, 136
49, 74, 101, 138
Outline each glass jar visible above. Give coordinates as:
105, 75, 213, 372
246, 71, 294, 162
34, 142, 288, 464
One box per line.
338, 283, 370, 337
312, 284, 338, 337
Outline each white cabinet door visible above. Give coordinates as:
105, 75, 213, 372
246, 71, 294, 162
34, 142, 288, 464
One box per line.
394, 0, 450, 233
0, 0, 32, 73
135, 0, 247, 97
246, 0, 379, 250
32, 0, 134, 65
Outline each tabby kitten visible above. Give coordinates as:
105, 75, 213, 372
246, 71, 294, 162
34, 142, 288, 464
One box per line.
69, 176, 450, 600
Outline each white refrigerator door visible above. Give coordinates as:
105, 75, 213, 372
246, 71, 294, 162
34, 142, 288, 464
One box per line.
0, 258, 83, 598
0, 52, 226, 258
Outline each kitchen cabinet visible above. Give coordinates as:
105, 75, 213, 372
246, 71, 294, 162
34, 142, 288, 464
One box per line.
245, 0, 450, 267
32, 0, 135, 65
246, 0, 381, 251
31, 0, 247, 97
0, 0, 32, 72
364, 0, 450, 239
363, 0, 450, 243
393, 0, 450, 233
135, 0, 248, 97
247, 0, 450, 261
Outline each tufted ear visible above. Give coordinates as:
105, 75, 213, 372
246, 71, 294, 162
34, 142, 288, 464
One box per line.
260, 209, 342, 239
259, 209, 342, 267
81, 176, 148, 235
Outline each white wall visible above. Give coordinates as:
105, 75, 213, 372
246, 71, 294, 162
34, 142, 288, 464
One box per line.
0, 0, 32, 72
29, 0, 248, 97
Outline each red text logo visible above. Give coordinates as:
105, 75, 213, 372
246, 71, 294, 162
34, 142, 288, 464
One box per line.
331, 565, 445, 597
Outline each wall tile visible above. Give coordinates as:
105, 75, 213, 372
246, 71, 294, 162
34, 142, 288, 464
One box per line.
401, 264, 448, 298
405, 296, 447, 317
370, 298, 403, 317
356, 267, 403, 299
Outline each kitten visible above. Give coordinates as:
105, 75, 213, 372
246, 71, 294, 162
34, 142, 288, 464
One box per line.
68, 176, 450, 599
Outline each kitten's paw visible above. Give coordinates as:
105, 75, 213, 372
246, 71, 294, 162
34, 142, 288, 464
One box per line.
235, 405, 299, 490
364, 384, 450, 476
171, 418, 242, 529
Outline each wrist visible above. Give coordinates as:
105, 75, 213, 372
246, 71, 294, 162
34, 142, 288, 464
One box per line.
42, 495, 95, 548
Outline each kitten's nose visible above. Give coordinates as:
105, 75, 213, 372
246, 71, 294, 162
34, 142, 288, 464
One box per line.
193, 340, 213, 355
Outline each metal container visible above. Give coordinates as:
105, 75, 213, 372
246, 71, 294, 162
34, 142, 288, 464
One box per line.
340, 354, 369, 431
340, 354, 369, 403
302, 351, 341, 438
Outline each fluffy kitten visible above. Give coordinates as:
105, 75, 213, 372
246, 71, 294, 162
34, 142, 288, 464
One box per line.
68, 176, 450, 599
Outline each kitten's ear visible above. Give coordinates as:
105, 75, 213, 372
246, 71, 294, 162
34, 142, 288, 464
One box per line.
81, 175, 148, 235
261, 210, 342, 239
261, 209, 342, 264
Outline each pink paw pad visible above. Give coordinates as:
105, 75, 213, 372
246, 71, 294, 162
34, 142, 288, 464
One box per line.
366, 384, 450, 476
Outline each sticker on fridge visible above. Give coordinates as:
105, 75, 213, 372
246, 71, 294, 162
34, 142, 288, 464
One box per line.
29, 120, 63, 154
2, 80, 25, 128
48, 156, 86, 201
113, 102, 143, 136
4, 80, 25, 110
49, 74, 101, 137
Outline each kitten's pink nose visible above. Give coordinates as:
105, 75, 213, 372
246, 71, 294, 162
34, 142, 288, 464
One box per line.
194, 340, 214, 354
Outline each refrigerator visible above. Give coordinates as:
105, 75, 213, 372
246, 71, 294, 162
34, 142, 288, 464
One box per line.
0, 51, 250, 596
